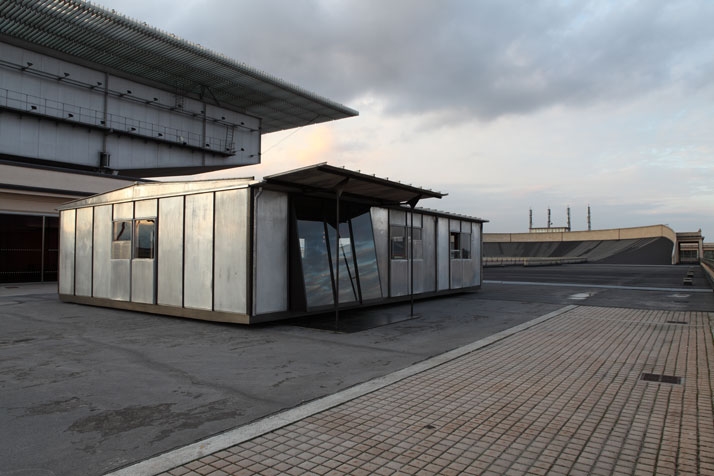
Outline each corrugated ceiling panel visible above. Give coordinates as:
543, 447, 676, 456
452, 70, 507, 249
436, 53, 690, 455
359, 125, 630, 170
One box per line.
0, 0, 357, 133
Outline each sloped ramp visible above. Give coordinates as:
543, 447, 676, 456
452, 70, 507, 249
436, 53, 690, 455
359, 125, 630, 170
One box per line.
484, 237, 673, 265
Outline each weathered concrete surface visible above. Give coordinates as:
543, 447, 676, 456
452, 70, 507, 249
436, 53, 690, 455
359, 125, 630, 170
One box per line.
484, 224, 677, 243
2, 263, 712, 476
0, 284, 557, 476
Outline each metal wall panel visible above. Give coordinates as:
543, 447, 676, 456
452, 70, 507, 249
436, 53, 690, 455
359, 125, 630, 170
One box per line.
463, 253, 474, 287
390, 260, 409, 297
390, 209, 407, 226
437, 217, 450, 291
471, 222, 482, 286
412, 260, 424, 294
134, 199, 157, 218
450, 219, 462, 232
131, 259, 155, 304
254, 190, 288, 314
370, 207, 389, 298
184, 193, 214, 311
214, 189, 249, 313
388, 209, 410, 297
157, 196, 184, 307
110, 202, 132, 301
58, 210, 75, 295
92, 205, 112, 298
451, 259, 463, 289
74, 207, 94, 296
109, 260, 131, 301
422, 215, 436, 292
113, 202, 134, 220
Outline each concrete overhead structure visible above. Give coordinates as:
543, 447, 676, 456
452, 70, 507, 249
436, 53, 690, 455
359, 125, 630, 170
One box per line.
0, 0, 357, 283
58, 164, 486, 324
0, 0, 356, 176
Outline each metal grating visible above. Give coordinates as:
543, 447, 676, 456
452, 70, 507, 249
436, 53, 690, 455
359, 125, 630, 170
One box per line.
0, 0, 357, 133
641, 373, 682, 385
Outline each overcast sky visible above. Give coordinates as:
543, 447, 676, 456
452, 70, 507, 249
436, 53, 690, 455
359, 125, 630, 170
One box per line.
104, 0, 713, 238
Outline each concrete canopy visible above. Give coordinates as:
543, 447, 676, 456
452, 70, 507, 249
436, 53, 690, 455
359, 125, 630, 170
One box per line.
0, 0, 358, 133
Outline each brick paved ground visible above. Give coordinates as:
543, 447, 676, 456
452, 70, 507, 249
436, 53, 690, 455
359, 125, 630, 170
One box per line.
155, 306, 714, 476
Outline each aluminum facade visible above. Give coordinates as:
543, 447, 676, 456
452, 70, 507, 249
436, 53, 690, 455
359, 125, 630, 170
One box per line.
92, 205, 112, 299
157, 196, 184, 307
422, 214, 437, 293
371, 207, 389, 298
214, 189, 249, 314
74, 207, 93, 297
253, 190, 288, 314
58, 209, 75, 295
183, 193, 214, 311
56, 170, 486, 324
437, 217, 450, 291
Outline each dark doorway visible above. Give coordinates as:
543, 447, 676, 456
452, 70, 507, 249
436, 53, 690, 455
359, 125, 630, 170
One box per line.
0, 214, 59, 283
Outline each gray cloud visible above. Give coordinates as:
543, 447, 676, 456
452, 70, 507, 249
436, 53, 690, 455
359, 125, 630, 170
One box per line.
148, 0, 713, 122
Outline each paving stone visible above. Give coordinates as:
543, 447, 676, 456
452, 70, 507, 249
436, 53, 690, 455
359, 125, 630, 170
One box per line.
153, 307, 714, 476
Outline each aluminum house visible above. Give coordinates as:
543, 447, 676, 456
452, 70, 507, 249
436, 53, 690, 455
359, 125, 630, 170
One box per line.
57, 164, 486, 324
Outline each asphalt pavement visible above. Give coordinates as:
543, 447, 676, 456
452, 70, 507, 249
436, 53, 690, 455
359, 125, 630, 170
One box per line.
1, 263, 712, 475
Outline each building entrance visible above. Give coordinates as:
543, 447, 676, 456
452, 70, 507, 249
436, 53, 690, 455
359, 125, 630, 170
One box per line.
0, 213, 59, 283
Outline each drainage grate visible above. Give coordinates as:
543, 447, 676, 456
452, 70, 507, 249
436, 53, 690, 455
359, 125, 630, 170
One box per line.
666, 320, 688, 324
641, 373, 682, 385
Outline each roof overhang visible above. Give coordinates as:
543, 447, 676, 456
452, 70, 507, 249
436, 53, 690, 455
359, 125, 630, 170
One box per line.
0, 0, 358, 133
263, 163, 445, 207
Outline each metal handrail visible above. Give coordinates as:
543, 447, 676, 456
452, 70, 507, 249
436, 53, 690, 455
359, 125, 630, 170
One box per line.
0, 87, 235, 152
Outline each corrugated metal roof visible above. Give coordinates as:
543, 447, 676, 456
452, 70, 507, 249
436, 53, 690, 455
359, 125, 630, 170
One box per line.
0, 0, 358, 133
263, 163, 445, 206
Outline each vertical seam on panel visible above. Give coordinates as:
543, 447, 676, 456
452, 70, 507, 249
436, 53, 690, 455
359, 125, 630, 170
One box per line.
446, 218, 449, 290
41, 216, 46, 283
73, 209, 78, 296
129, 202, 134, 303
153, 202, 158, 305
57, 213, 62, 292
247, 188, 254, 317
182, 195, 186, 310
212, 192, 217, 312
387, 209, 391, 298
90, 207, 95, 297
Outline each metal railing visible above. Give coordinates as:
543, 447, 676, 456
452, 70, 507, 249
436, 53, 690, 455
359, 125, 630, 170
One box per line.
701, 258, 714, 291
483, 257, 588, 267
0, 87, 236, 153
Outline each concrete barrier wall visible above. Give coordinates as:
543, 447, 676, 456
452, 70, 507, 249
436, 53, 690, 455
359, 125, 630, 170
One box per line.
702, 259, 714, 291
484, 224, 677, 244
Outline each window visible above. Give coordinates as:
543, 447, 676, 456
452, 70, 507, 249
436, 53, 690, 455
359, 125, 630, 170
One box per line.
111, 219, 156, 260
134, 219, 156, 259
111, 221, 132, 259
460, 233, 471, 259
450, 232, 460, 259
411, 228, 423, 260
451, 232, 471, 259
391, 226, 423, 260
391, 225, 407, 259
